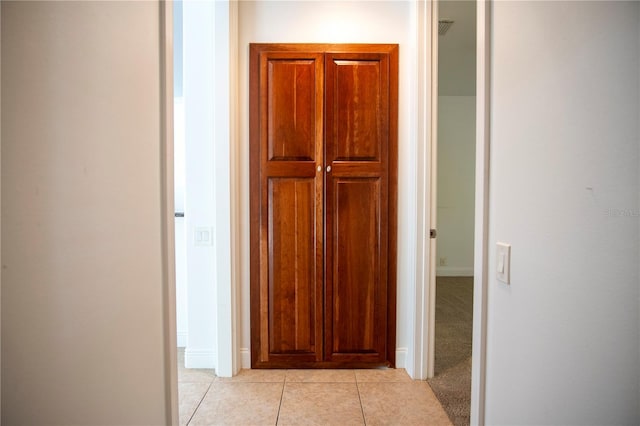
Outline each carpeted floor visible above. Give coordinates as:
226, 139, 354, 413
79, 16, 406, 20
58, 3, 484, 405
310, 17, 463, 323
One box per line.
428, 276, 473, 426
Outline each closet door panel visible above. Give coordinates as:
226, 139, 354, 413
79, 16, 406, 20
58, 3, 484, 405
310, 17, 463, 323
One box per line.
251, 47, 324, 366
330, 178, 384, 356
324, 50, 394, 364
267, 59, 317, 161
268, 178, 317, 355
334, 60, 382, 161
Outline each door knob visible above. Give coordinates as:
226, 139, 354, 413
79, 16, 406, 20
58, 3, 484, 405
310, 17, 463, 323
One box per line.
326, 165, 332, 172
317, 165, 322, 172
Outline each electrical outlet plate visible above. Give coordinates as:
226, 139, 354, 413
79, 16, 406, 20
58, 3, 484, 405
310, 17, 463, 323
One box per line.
496, 242, 511, 284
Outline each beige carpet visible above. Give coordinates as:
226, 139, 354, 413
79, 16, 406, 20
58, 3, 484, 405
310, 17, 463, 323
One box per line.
427, 276, 473, 426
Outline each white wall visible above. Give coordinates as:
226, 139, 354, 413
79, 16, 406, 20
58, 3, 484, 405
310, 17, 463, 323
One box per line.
174, 24, 187, 347
183, 0, 216, 368
177, 1, 235, 375
175, 99, 188, 347
1, 1, 170, 424
486, 2, 640, 424
211, 0, 236, 377
438, 0, 476, 96
437, 96, 475, 276
174, 99, 186, 214
238, 0, 414, 368
175, 217, 188, 347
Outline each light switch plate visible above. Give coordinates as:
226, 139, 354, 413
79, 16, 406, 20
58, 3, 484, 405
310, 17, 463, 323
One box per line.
195, 227, 214, 246
496, 242, 511, 284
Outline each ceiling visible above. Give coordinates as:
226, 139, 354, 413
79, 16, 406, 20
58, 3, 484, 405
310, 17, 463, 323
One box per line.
438, 0, 476, 96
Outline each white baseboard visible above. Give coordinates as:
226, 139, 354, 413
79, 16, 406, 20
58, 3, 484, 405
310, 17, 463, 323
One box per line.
436, 266, 474, 277
176, 331, 188, 348
241, 347, 251, 369
395, 347, 407, 369
185, 348, 215, 369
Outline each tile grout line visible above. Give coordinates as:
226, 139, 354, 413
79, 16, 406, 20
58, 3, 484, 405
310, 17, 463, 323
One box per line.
274, 376, 287, 425
186, 380, 214, 426
355, 374, 368, 426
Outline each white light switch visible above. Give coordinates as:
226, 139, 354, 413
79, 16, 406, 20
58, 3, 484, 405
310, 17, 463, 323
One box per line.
496, 242, 511, 284
195, 227, 214, 246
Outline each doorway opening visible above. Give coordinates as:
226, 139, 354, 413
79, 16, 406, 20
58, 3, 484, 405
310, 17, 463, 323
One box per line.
427, 1, 477, 425
161, 0, 491, 422
172, 0, 223, 422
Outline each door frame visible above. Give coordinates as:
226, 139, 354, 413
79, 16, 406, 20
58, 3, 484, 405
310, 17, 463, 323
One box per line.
159, 0, 490, 422
159, 1, 241, 422
413, 0, 490, 424
470, 2, 491, 424
159, 1, 179, 424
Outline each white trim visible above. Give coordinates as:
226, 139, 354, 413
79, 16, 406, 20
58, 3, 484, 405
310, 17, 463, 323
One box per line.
0, 7, 2, 419
426, 0, 439, 381
185, 349, 216, 369
240, 347, 251, 369
212, 0, 237, 379
470, 1, 491, 425
177, 332, 188, 348
414, 0, 490, 422
159, 1, 179, 424
395, 348, 408, 369
228, 0, 241, 379
411, 0, 434, 382
0, 4, 4, 421
436, 267, 474, 277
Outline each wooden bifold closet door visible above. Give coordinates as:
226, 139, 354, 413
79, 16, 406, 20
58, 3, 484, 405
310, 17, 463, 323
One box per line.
250, 44, 398, 369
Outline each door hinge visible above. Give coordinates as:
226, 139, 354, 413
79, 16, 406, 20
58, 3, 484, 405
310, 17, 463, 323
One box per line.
430, 229, 437, 239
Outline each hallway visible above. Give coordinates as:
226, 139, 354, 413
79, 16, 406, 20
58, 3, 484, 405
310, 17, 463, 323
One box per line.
178, 350, 452, 425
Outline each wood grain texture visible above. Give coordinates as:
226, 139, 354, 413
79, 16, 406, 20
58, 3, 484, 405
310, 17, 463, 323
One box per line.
250, 44, 398, 368
324, 49, 392, 365
331, 179, 381, 354
267, 59, 316, 161
251, 46, 325, 366
268, 178, 316, 355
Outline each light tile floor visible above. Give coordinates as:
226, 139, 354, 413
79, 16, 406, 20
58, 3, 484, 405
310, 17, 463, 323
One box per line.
178, 349, 452, 426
